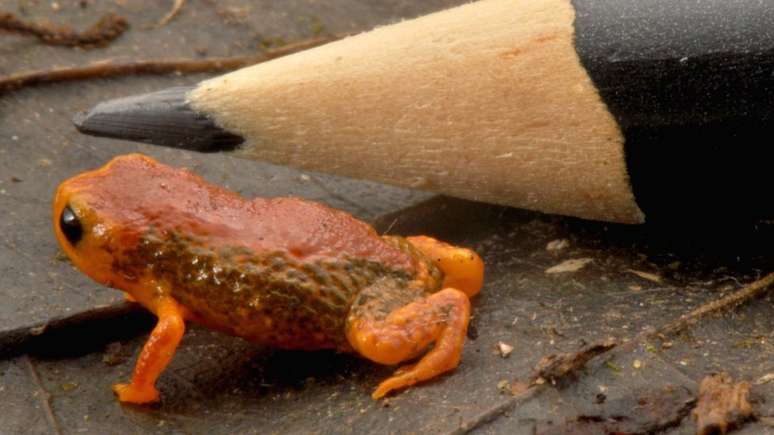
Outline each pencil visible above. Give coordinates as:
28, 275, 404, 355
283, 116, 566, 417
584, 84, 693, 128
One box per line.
73, 0, 774, 224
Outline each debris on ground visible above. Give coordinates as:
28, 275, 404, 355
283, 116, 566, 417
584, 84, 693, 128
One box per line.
496, 341, 513, 358
0, 11, 128, 48
101, 341, 129, 366
157, 0, 186, 27
535, 385, 696, 435
545, 258, 593, 274
532, 338, 617, 385
0, 34, 342, 93
628, 269, 663, 283
656, 271, 774, 337
756, 373, 774, 385
692, 372, 753, 435
509, 381, 530, 396
545, 239, 570, 252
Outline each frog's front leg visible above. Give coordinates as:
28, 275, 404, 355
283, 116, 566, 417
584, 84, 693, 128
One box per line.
347, 286, 471, 399
113, 297, 185, 404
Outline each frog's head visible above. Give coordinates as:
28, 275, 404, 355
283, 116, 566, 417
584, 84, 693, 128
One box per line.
52, 154, 182, 288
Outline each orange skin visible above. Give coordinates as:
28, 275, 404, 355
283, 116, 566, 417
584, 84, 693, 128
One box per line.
52, 154, 484, 404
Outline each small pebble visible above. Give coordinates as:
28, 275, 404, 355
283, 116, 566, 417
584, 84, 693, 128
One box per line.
496, 342, 514, 358
546, 239, 570, 251
755, 373, 774, 385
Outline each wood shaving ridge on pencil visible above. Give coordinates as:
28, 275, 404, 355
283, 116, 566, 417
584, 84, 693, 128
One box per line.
0, 12, 128, 48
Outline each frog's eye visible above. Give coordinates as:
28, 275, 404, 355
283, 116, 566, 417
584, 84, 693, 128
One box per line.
59, 205, 83, 245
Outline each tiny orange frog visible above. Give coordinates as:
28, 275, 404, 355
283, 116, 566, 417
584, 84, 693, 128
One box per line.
53, 154, 483, 404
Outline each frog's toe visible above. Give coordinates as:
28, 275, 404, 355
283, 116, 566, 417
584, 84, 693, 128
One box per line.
372, 371, 412, 399
113, 382, 160, 404
406, 236, 484, 297
372, 360, 432, 399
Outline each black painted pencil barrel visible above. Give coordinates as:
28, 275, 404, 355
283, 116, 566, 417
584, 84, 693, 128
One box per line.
74, 0, 774, 223
574, 0, 774, 222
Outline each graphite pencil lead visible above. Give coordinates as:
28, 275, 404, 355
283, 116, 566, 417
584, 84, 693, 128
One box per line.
73, 86, 243, 152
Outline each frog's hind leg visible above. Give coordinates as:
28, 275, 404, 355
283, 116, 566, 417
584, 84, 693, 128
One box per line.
346, 285, 471, 399
406, 235, 484, 297
113, 297, 185, 404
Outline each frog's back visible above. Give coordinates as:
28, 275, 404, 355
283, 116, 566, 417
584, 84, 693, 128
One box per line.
95, 155, 425, 350
73, 154, 414, 269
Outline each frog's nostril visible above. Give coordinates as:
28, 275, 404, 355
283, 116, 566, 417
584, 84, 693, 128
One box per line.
60, 205, 83, 245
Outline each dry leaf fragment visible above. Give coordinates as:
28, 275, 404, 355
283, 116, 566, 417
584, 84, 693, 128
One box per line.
628, 269, 663, 283
546, 239, 570, 251
755, 373, 774, 385
692, 372, 753, 435
545, 258, 592, 274
510, 380, 530, 396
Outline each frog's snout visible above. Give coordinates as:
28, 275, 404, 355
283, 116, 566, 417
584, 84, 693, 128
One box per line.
52, 181, 113, 286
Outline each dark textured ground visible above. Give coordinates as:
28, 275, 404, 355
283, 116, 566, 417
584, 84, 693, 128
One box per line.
1, 1, 772, 434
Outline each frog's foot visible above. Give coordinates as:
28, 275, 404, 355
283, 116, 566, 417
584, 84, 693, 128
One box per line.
114, 297, 185, 404
407, 236, 484, 297
347, 287, 471, 399
112, 382, 159, 404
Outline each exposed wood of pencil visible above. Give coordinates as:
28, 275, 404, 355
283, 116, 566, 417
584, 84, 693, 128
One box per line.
190, 0, 645, 224
0, 34, 344, 93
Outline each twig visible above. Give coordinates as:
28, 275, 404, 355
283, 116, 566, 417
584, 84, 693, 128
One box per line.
655, 270, 774, 338
157, 0, 186, 28
0, 34, 345, 93
450, 387, 540, 435
450, 272, 774, 434
531, 338, 617, 384
23, 355, 62, 435
0, 11, 128, 48
449, 339, 617, 435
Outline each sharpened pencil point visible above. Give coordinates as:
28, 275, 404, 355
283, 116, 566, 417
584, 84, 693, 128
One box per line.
73, 86, 243, 152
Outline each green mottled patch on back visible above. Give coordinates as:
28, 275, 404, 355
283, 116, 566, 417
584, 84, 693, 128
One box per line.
113, 232, 440, 351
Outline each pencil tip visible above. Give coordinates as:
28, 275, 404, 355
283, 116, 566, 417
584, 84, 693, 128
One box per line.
73, 86, 244, 152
